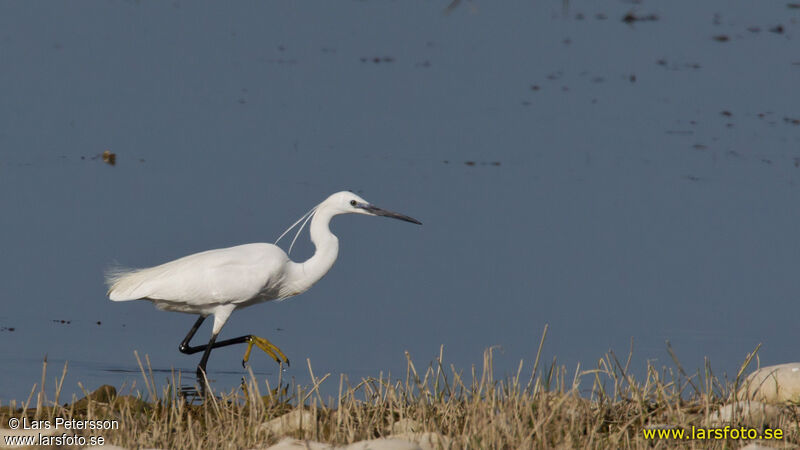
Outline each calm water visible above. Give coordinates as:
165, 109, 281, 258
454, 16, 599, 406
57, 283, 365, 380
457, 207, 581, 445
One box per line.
1, 1, 799, 402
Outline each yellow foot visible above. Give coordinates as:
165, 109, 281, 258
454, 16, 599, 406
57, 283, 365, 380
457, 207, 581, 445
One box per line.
242, 335, 290, 367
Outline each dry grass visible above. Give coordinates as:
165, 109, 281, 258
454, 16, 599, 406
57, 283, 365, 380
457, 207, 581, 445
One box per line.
2, 328, 798, 449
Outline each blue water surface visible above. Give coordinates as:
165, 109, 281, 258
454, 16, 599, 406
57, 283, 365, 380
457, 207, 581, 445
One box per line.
1, 0, 799, 402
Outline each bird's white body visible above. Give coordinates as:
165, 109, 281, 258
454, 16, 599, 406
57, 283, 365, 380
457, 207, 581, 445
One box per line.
106, 191, 420, 374
108, 243, 295, 313
108, 208, 343, 334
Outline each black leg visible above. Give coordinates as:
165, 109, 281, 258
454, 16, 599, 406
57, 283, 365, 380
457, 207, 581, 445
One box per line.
196, 332, 217, 395
178, 316, 289, 396
179, 316, 255, 355
178, 316, 259, 390
179, 316, 206, 354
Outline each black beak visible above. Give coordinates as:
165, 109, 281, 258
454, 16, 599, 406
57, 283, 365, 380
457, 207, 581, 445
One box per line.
360, 204, 422, 225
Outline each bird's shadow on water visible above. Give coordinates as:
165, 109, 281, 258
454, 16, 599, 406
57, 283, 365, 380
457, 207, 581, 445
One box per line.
100, 366, 270, 376
97, 364, 277, 403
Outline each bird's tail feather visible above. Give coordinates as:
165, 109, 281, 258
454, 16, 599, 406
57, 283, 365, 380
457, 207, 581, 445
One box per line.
105, 265, 149, 301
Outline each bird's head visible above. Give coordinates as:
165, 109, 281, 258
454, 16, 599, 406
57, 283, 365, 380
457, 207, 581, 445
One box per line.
324, 191, 422, 224
276, 191, 422, 254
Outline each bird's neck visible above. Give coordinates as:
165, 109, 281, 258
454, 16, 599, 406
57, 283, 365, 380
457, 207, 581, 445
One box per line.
286, 207, 339, 294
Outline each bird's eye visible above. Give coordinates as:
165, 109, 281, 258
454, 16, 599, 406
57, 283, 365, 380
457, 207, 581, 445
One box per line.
350, 200, 357, 206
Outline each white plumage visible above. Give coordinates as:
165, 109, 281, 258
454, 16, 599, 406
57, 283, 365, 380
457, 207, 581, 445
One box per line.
108, 243, 289, 309
105, 191, 421, 378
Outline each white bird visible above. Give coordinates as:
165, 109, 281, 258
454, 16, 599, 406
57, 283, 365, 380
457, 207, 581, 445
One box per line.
105, 191, 421, 390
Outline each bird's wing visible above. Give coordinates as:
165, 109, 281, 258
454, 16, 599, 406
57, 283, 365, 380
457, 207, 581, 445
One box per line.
106, 243, 289, 306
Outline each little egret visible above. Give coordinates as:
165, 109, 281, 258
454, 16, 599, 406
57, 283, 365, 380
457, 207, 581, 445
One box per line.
106, 191, 421, 390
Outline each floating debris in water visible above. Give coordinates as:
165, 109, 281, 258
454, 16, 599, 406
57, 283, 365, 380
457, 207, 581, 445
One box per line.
97, 321, 102, 325
622, 11, 659, 23
102, 150, 116, 166
655, 59, 701, 71
443, 0, 461, 15
785, 117, 800, 125
712, 35, 730, 42
53, 319, 72, 324
720, 110, 733, 117
769, 25, 785, 34
0, 326, 15, 332
463, 161, 501, 167
546, 71, 563, 80
360, 56, 394, 64
84, 150, 117, 165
